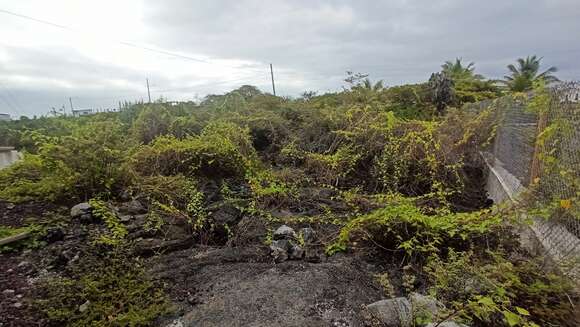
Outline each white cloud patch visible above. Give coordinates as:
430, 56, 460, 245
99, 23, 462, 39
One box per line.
0, 0, 579, 116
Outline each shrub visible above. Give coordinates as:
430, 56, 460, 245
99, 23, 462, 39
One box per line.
327, 195, 508, 260
247, 169, 298, 209
0, 154, 76, 202
425, 250, 577, 326
89, 199, 127, 246
130, 105, 173, 144
1, 119, 129, 202
169, 116, 202, 138
305, 145, 362, 187
133, 174, 195, 208
131, 122, 255, 179
373, 108, 495, 201
46, 120, 129, 199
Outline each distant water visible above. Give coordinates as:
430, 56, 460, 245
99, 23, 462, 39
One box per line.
0, 150, 21, 169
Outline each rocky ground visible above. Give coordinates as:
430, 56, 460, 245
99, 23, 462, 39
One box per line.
0, 190, 456, 327
151, 247, 384, 327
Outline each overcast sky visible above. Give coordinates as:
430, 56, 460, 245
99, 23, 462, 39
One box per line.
0, 0, 579, 117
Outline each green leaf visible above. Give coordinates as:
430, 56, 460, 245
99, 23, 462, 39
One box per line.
477, 296, 495, 307
503, 310, 521, 326
515, 306, 530, 316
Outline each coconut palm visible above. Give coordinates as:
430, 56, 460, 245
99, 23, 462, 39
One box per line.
441, 58, 484, 81
361, 78, 385, 92
502, 56, 559, 91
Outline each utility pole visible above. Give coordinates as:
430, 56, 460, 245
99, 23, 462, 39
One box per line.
68, 97, 74, 115
146, 78, 151, 103
270, 63, 276, 96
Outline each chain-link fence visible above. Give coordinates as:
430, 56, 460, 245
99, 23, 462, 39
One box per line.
466, 82, 580, 279
531, 82, 580, 277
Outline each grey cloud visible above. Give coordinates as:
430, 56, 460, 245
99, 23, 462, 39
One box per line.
146, 0, 580, 81
1, 0, 579, 116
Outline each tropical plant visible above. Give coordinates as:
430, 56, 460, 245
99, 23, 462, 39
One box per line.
442, 58, 484, 81
501, 56, 559, 92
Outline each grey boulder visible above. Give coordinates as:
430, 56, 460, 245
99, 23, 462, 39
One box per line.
273, 225, 297, 240
366, 297, 412, 327
118, 200, 147, 215
70, 203, 91, 218
366, 294, 443, 327
300, 227, 317, 244
289, 244, 304, 260
426, 322, 469, 327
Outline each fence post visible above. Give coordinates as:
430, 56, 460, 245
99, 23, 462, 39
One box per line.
529, 109, 548, 185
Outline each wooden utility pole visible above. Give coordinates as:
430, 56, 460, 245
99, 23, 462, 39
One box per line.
270, 63, 276, 96
146, 78, 152, 103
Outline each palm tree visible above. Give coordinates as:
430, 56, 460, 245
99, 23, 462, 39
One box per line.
502, 56, 559, 92
361, 78, 385, 92
441, 58, 483, 81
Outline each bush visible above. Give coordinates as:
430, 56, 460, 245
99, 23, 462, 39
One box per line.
0, 119, 129, 202
131, 122, 255, 179
0, 154, 76, 202
247, 169, 298, 209
130, 105, 173, 144
373, 108, 495, 201
425, 250, 577, 326
327, 195, 509, 260
305, 145, 362, 187
89, 199, 127, 246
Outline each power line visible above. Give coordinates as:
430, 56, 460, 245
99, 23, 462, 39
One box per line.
0, 8, 266, 72
0, 8, 210, 64
65, 77, 264, 102
0, 9, 68, 29
0, 93, 20, 117
0, 82, 24, 113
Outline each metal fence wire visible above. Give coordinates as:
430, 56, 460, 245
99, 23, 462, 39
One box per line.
531, 82, 580, 277
466, 81, 580, 278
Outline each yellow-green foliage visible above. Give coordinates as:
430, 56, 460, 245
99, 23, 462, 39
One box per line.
136, 176, 208, 233
247, 169, 297, 208
37, 255, 172, 327
374, 272, 395, 297
0, 154, 76, 202
130, 105, 172, 144
134, 174, 194, 208
131, 122, 256, 179
185, 187, 207, 231
305, 145, 362, 186
374, 107, 495, 197
328, 196, 504, 258
43, 120, 129, 197
0, 119, 128, 202
201, 121, 256, 159
523, 81, 579, 224
425, 250, 577, 327
89, 199, 127, 246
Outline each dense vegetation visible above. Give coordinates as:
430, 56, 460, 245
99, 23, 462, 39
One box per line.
0, 59, 577, 327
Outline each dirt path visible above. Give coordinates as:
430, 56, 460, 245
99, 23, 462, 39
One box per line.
150, 246, 384, 327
